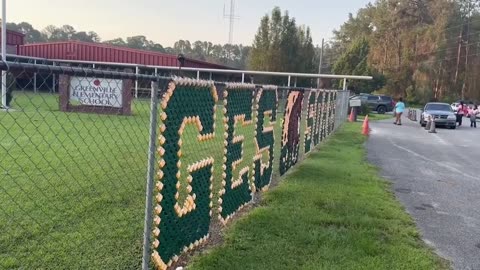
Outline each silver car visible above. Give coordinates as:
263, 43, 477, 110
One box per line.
420, 102, 457, 129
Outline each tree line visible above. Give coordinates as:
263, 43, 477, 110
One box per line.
11, 2, 478, 103
330, 0, 480, 104
6, 22, 251, 69
6, 8, 318, 80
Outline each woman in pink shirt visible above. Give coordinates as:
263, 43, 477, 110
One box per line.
457, 101, 465, 127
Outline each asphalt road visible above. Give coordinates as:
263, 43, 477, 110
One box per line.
367, 113, 480, 270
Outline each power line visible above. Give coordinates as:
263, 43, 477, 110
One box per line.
326, 21, 480, 70
437, 15, 480, 34
422, 50, 480, 65
330, 12, 480, 47
412, 40, 480, 59
386, 49, 480, 70
369, 19, 480, 69
435, 28, 480, 45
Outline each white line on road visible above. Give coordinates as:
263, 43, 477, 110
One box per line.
388, 138, 478, 181
432, 133, 449, 146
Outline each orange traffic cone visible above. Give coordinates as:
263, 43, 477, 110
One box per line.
349, 108, 355, 122
362, 115, 370, 136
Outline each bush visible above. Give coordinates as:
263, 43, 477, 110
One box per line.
358, 103, 371, 116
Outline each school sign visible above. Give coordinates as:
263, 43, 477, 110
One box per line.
69, 77, 123, 108
59, 75, 132, 115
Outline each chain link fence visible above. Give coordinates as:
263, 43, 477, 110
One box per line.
0, 58, 349, 269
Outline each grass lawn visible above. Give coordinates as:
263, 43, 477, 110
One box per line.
362, 113, 393, 121
190, 123, 448, 270
0, 93, 153, 269
0, 92, 292, 269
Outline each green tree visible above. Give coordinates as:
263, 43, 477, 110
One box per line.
333, 38, 385, 93
126, 35, 149, 49
41, 24, 100, 43
330, 0, 480, 102
174, 40, 192, 54
6, 22, 46, 43
249, 7, 317, 85
249, 15, 271, 71
192, 41, 206, 60
71, 31, 100, 42
332, 5, 374, 57
149, 43, 166, 53
104, 38, 127, 47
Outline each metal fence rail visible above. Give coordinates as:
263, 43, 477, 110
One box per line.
4, 54, 371, 97
0, 59, 350, 269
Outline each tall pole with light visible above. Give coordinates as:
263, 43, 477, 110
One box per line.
1, 0, 7, 108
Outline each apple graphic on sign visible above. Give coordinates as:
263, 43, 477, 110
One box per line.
93, 79, 101, 86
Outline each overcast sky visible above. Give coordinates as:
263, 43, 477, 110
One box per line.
8, 0, 371, 46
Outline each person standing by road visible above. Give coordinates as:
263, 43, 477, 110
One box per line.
470, 105, 478, 128
394, 97, 405, 125
457, 101, 465, 127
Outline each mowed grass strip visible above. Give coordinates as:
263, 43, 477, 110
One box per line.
190, 123, 448, 270
366, 113, 393, 121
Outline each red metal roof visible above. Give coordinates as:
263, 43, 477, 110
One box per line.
0, 29, 25, 46
18, 41, 234, 69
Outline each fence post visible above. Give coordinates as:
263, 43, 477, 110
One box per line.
342, 92, 346, 124
341, 92, 344, 126
1, 0, 6, 108
345, 92, 348, 119
135, 66, 139, 98
34, 60, 37, 93
338, 91, 348, 128
335, 92, 340, 130
141, 80, 160, 270
52, 62, 56, 93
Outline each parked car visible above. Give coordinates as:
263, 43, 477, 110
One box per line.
420, 102, 457, 129
349, 94, 394, 114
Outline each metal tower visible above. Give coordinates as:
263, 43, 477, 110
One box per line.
224, 0, 238, 44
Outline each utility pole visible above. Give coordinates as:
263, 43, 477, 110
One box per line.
462, 1, 473, 101
454, 25, 463, 87
317, 38, 324, 88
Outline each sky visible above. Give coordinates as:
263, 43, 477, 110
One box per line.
8, 0, 371, 46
